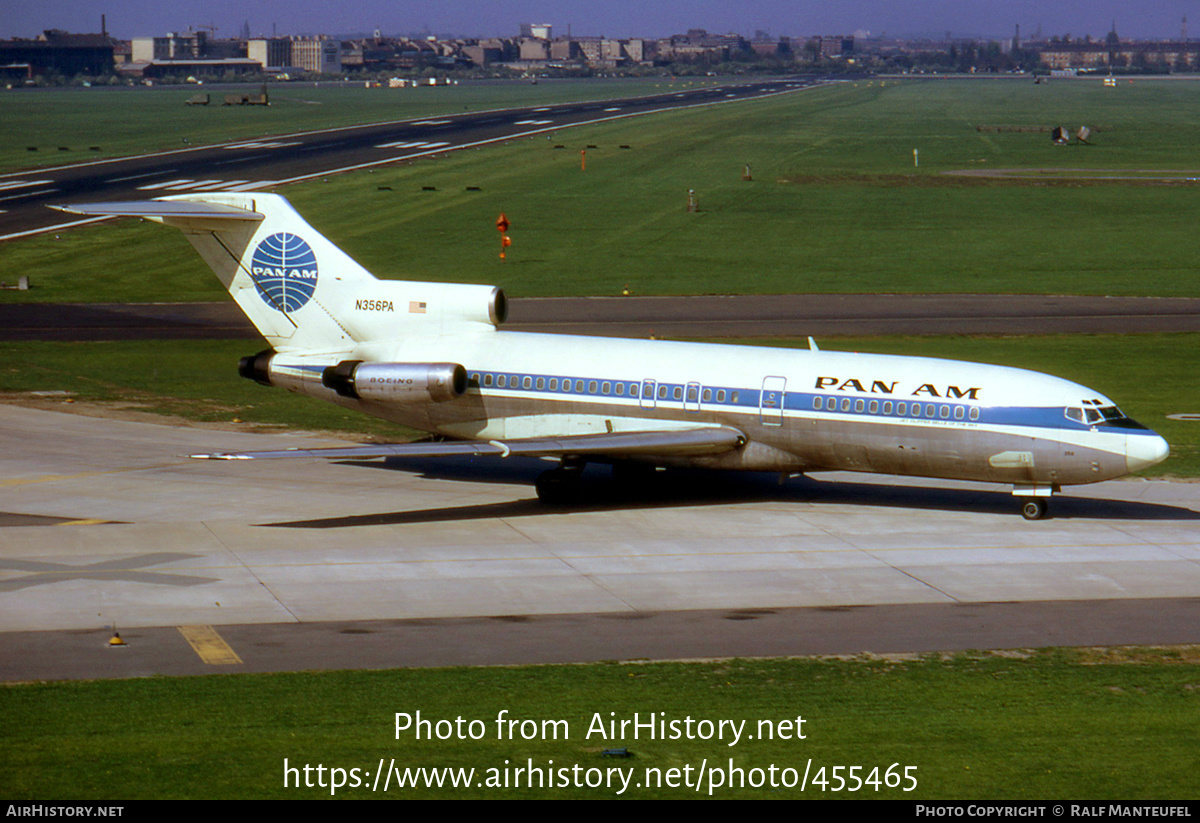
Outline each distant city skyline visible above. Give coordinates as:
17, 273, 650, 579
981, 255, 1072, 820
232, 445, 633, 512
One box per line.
4, 0, 1197, 42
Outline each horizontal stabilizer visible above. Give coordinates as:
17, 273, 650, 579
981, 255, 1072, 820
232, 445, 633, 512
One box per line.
191, 426, 746, 461
51, 200, 264, 231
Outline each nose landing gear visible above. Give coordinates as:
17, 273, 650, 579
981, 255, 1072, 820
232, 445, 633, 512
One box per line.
1020, 498, 1048, 520
1014, 484, 1056, 521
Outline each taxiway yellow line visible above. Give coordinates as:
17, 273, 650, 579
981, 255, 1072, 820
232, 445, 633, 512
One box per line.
178, 625, 243, 665
0, 464, 172, 488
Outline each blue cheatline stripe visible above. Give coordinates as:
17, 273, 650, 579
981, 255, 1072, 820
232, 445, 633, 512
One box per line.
281, 362, 1140, 437
462, 370, 1094, 434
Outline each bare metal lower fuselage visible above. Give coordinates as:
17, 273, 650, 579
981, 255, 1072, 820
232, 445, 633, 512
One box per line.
268, 327, 1148, 491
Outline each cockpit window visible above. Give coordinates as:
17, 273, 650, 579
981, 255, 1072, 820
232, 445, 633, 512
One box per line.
1067, 404, 1132, 426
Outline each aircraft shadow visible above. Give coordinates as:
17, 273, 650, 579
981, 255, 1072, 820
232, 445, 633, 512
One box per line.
261, 457, 1200, 528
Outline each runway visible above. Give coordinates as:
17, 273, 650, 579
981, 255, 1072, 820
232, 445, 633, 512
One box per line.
0, 78, 820, 240
1, 403, 1197, 681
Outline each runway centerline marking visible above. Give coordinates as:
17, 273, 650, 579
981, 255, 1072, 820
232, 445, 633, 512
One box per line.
178, 625, 243, 665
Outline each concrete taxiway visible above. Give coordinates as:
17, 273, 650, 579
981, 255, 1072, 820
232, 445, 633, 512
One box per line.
1, 403, 1198, 680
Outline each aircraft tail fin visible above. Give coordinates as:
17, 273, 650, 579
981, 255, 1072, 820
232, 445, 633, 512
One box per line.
54, 193, 369, 349
52, 193, 505, 352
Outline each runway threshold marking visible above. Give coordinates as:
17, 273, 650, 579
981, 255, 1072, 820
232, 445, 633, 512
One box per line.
178, 625, 243, 665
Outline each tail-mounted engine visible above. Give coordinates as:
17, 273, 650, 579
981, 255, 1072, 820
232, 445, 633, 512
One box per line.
321, 361, 467, 403
238, 349, 275, 386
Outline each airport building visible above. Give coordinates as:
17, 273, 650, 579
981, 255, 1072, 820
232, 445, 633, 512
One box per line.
0, 30, 114, 79
1038, 39, 1200, 70
131, 31, 206, 62
289, 37, 342, 74
247, 39, 291, 69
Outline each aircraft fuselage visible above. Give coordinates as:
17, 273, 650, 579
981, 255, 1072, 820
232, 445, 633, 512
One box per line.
267, 328, 1166, 491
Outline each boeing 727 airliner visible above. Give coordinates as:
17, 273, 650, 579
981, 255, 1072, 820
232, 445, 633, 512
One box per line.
54, 194, 1169, 519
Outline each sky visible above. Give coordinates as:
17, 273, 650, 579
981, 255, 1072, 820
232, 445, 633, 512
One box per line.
5, 0, 1197, 42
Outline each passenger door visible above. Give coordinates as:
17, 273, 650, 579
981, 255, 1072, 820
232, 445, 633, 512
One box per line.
759, 376, 786, 426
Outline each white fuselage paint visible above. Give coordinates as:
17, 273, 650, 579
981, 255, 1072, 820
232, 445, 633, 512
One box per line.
269, 327, 1166, 489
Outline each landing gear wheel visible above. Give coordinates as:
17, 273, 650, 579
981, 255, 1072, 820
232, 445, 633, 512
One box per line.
611, 461, 656, 488
1020, 499, 1048, 520
535, 468, 582, 505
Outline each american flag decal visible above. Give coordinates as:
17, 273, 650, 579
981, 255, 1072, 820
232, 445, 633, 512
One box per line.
409, 301, 427, 314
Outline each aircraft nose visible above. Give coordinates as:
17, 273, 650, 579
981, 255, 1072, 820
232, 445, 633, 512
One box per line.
1126, 433, 1170, 473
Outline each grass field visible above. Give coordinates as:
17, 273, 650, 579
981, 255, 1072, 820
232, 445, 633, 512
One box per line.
3, 77, 1200, 300
3, 648, 1199, 799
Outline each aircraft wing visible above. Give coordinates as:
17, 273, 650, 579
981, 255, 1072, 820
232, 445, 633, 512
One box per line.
190, 426, 746, 461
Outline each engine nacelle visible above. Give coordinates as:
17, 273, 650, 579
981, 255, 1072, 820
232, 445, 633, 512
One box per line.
238, 349, 275, 386
321, 361, 467, 403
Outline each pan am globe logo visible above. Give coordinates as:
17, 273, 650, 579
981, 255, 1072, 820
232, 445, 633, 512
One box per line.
249, 233, 319, 313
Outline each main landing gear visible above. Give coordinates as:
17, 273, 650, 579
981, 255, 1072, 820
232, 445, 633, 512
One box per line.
534, 460, 585, 505
534, 459, 658, 504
